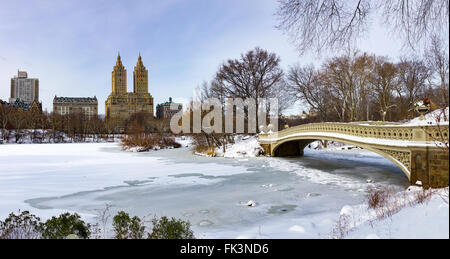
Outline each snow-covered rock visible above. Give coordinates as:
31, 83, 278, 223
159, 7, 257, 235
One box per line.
247, 200, 256, 207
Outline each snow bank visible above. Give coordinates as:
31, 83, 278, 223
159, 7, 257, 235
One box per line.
403, 107, 449, 126
175, 136, 194, 148
335, 187, 449, 239
222, 136, 264, 158
210, 135, 264, 158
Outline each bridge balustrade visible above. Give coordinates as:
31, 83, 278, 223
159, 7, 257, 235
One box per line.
259, 122, 449, 143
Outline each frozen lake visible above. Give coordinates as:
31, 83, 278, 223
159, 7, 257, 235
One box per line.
0, 143, 409, 238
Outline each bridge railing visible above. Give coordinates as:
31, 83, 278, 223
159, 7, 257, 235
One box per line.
259, 122, 449, 144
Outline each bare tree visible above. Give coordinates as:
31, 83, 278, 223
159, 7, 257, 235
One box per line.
396, 58, 430, 119
216, 47, 285, 100
276, 0, 449, 54
369, 56, 398, 121
382, 0, 449, 49
286, 51, 446, 123
321, 52, 372, 122
0, 102, 12, 141
215, 47, 290, 127
276, 0, 372, 55
425, 36, 449, 107
286, 64, 335, 121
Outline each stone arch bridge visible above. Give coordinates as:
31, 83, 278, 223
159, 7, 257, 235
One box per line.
258, 122, 449, 188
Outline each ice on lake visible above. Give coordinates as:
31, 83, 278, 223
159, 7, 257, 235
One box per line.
0, 143, 409, 238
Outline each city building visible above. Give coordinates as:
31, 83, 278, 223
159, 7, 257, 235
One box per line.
10, 70, 39, 105
0, 98, 42, 113
105, 54, 154, 122
53, 96, 98, 118
12, 99, 42, 112
156, 97, 183, 120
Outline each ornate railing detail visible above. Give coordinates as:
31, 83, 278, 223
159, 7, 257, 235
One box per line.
259, 122, 449, 144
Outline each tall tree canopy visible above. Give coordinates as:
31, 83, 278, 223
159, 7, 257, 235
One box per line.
276, 0, 449, 54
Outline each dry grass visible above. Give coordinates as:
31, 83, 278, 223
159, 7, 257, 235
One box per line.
368, 185, 437, 221
412, 188, 435, 205
439, 188, 449, 204
366, 185, 393, 209
367, 185, 407, 220
330, 185, 444, 239
330, 214, 351, 239
121, 133, 181, 152
194, 144, 209, 154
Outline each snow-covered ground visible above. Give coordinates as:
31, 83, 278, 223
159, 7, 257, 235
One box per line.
345, 187, 449, 239
175, 136, 194, 148
0, 141, 447, 239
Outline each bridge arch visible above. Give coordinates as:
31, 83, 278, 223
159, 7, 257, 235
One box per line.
258, 122, 449, 188
270, 136, 412, 180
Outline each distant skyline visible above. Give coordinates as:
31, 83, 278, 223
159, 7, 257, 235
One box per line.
0, 0, 407, 115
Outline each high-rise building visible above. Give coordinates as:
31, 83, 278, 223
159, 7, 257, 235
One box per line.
10, 70, 39, 105
105, 54, 154, 121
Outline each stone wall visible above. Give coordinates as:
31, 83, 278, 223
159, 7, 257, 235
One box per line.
410, 149, 449, 188
428, 150, 449, 188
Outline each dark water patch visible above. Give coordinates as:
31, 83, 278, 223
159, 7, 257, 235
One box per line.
168, 173, 226, 180
124, 180, 154, 186
169, 173, 204, 178
277, 186, 295, 192
267, 205, 298, 215
24, 197, 55, 210
25, 184, 130, 210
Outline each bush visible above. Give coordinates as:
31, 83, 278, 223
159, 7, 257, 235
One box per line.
149, 216, 195, 239
121, 134, 181, 151
366, 185, 393, 209
0, 211, 43, 239
330, 214, 351, 239
112, 211, 145, 239
413, 188, 434, 205
1, 210, 195, 239
42, 213, 91, 239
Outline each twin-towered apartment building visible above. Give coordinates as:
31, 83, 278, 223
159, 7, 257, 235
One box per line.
104, 54, 154, 121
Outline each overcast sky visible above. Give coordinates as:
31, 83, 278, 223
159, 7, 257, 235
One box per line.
0, 0, 406, 115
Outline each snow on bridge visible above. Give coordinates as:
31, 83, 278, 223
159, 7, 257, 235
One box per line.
258, 121, 449, 188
